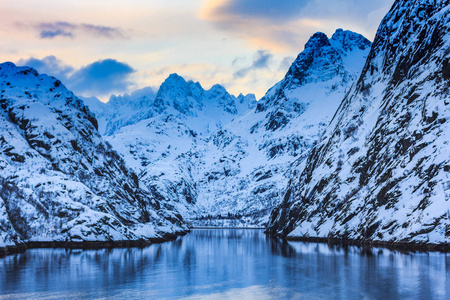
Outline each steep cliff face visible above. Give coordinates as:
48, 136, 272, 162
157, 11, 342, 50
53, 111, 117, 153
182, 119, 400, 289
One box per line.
185, 29, 371, 226
0, 63, 187, 249
267, 0, 450, 245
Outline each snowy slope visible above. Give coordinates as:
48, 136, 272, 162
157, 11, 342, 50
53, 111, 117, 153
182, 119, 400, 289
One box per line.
82, 30, 370, 227
0, 63, 187, 249
86, 74, 256, 218
82, 87, 157, 135
267, 0, 450, 245
184, 29, 372, 226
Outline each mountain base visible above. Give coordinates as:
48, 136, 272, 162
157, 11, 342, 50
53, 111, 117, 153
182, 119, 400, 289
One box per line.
0, 231, 189, 258
270, 235, 450, 252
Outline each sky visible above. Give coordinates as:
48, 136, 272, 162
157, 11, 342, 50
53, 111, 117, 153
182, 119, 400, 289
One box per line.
0, 0, 394, 101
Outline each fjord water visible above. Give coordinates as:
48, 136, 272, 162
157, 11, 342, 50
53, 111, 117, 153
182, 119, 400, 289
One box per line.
0, 229, 449, 299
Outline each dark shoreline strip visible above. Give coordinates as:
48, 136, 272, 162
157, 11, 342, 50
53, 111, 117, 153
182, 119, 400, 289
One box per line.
191, 227, 265, 230
0, 231, 188, 258
282, 235, 450, 252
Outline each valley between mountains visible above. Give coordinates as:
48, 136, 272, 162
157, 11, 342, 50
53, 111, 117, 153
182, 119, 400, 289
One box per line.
1, 0, 449, 254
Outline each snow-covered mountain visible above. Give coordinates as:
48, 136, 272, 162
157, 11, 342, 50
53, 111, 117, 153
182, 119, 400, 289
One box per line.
267, 0, 450, 247
3, 0, 447, 254
82, 86, 157, 135
185, 29, 372, 226
0, 63, 187, 253
85, 75, 256, 137
85, 29, 370, 227
85, 74, 256, 218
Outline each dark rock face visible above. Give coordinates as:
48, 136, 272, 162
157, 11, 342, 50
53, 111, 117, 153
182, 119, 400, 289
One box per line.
0, 63, 187, 249
267, 0, 450, 245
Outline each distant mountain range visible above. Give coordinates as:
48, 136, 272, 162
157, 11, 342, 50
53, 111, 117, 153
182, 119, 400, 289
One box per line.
83, 29, 371, 227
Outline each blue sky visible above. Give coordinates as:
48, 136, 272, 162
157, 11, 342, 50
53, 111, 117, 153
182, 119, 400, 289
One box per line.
0, 0, 393, 100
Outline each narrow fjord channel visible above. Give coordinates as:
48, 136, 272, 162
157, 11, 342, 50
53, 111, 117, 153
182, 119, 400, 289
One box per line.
1, 229, 449, 299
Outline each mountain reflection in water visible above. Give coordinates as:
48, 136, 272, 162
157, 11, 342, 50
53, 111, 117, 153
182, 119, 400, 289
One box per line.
1, 229, 449, 299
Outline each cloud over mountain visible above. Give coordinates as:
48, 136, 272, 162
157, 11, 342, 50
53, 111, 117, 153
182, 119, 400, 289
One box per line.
18, 57, 135, 97
233, 50, 273, 79
70, 59, 135, 96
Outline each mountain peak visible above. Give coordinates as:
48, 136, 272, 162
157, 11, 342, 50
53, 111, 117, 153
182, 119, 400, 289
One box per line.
208, 84, 227, 94
129, 86, 156, 99
257, 28, 370, 114
0, 61, 17, 71
331, 29, 372, 52
304, 32, 330, 50
0, 62, 39, 77
163, 73, 188, 87
108, 86, 156, 105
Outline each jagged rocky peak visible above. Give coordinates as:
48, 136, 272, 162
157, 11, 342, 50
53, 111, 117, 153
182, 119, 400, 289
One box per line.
153, 73, 253, 117
153, 73, 204, 115
267, 0, 450, 245
158, 73, 203, 97
284, 31, 340, 86
208, 83, 227, 94
1, 62, 64, 98
0, 62, 98, 130
206, 83, 232, 105
1, 62, 37, 76
205, 84, 238, 114
257, 29, 371, 113
236, 93, 257, 110
304, 32, 331, 49
163, 72, 185, 85
205, 84, 256, 115
237, 93, 256, 104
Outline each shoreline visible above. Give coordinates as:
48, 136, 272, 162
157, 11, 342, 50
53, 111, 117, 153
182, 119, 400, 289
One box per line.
3, 229, 450, 257
190, 226, 265, 230
281, 235, 450, 253
0, 231, 188, 258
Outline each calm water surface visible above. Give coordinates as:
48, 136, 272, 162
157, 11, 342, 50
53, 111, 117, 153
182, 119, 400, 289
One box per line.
0, 229, 449, 299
